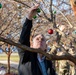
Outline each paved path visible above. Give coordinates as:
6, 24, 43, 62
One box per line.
0, 60, 18, 69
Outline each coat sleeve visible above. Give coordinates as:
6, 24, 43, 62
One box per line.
18, 18, 32, 64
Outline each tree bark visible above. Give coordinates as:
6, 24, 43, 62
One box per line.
0, 36, 76, 64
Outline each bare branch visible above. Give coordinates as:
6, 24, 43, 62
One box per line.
53, 5, 73, 28
0, 36, 76, 64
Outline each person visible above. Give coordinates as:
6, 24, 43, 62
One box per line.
17, 4, 56, 75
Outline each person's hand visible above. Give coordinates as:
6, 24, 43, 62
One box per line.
27, 4, 39, 20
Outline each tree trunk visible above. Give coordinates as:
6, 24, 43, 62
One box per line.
7, 47, 10, 74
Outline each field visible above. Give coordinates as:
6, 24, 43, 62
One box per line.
0, 53, 19, 75
0, 52, 19, 62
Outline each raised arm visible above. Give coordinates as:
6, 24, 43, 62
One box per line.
18, 4, 39, 63
19, 4, 39, 46
19, 18, 32, 46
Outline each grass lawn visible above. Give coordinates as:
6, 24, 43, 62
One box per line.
0, 53, 19, 62
0, 53, 19, 74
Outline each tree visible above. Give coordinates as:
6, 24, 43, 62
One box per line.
0, 0, 76, 74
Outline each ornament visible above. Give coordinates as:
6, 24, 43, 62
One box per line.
48, 29, 53, 34
0, 3, 2, 8
33, 15, 37, 19
33, 8, 40, 19
37, 8, 41, 13
17, 4, 21, 9
53, 10, 56, 14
